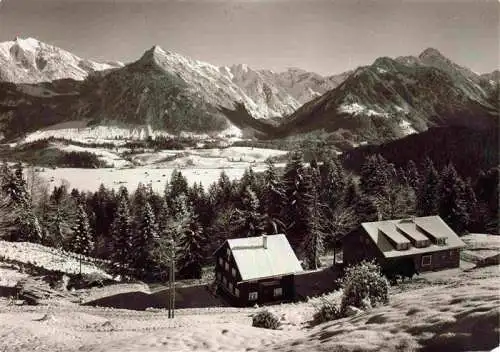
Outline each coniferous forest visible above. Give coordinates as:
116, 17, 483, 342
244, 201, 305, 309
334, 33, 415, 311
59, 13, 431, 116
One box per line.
0, 150, 497, 281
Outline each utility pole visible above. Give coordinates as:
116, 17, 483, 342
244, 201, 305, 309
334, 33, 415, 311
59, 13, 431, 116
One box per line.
170, 258, 175, 318
168, 238, 175, 319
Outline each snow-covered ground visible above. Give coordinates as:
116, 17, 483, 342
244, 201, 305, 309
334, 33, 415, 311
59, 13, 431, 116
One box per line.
338, 102, 388, 118
398, 119, 417, 136
34, 146, 289, 192
20, 122, 244, 146
0, 263, 498, 352
0, 240, 110, 279
52, 143, 133, 168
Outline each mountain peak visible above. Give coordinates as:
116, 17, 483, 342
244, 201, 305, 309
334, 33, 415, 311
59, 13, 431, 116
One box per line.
418, 47, 446, 60
12, 37, 41, 52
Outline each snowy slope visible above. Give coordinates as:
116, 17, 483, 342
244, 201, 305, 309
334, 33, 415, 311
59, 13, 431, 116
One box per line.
0, 37, 123, 84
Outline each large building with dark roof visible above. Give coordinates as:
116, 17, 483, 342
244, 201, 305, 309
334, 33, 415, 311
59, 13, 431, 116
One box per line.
213, 234, 304, 306
342, 216, 466, 273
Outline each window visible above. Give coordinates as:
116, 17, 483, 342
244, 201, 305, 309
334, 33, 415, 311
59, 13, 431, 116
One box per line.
218, 257, 223, 266
225, 262, 229, 271
228, 282, 233, 292
421, 255, 432, 266
231, 268, 236, 277
273, 287, 283, 297
223, 277, 227, 286
235, 288, 240, 297
216, 272, 221, 281
226, 248, 231, 257
248, 292, 258, 301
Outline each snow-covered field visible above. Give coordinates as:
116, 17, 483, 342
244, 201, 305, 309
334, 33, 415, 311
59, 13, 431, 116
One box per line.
35, 146, 289, 192
0, 264, 498, 352
0, 240, 110, 279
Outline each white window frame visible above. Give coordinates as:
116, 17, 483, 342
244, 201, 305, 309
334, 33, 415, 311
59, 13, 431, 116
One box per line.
273, 287, 283, 298
248, 291, 258, 301
421, 255, 432, 266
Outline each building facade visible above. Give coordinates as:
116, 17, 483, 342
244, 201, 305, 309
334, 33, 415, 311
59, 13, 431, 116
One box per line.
342, 216, 465, 274
213, 234, 303, 306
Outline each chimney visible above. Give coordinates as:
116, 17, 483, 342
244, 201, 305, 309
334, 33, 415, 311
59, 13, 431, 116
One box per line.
262, 235, 268, 249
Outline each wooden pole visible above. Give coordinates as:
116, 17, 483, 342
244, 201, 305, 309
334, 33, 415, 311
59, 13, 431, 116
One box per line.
168, 262, 172, 318
172, 258, 175, 318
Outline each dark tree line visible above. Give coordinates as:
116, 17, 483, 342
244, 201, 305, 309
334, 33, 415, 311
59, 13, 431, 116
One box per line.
1, 150, 496, 281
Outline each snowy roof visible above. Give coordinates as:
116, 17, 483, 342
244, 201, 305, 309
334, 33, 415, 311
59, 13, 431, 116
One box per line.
221, 234, 303, 282
361, 216, 466, 258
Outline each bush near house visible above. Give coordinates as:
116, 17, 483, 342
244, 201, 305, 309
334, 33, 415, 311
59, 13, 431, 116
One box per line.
340, 261, 389, 314
312, 297, 340, 325
252, 310, 281, 330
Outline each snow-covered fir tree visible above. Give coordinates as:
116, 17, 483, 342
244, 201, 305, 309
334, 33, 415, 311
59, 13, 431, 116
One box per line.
132, 201, 158, 276
110, 188, 134, 276
72, 204, 93, 256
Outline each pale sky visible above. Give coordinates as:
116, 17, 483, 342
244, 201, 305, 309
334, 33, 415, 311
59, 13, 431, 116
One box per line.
0, 0, 498, 75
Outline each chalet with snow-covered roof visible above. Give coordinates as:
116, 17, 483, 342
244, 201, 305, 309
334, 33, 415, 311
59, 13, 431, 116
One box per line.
342, 216, 466, 275
213, 234, 304, 306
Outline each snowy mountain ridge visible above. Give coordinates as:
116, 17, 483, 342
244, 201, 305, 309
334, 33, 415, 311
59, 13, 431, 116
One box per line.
0, 37, 123, 84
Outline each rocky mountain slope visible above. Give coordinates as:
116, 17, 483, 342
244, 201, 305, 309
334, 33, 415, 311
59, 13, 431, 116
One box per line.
1, 40, 344, 140
221, 65, 351, 117
0, 37, 122, 84
277, 48, 498, 146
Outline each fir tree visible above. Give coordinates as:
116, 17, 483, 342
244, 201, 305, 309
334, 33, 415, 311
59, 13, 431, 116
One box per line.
405, 160, 422, 191
343, 176, 360, 209
132, 201, 158, 277
359, 155, 393, 197
110, 188, 134, 276
303, 168, 324, 270
215, 171, 234, 208
177, 212, 205, 279
416, 158, 440, 216
355, 194, 379, 222
262, 159, 286, 235
0, 163, 43, 243
89, 184, 117, 258
374, 183, 416, 220
437, 163, 469, 234
168, 169, 188, 201
234, 186, 263, 237
72, 204, 93, 256
282, 151, 314, 251
319, 155, 347, 210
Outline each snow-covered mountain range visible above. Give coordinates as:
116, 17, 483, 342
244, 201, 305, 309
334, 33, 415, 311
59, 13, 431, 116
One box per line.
277, 48, 498, 146
0, 37, 123, 83
0, 38, 497, 148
